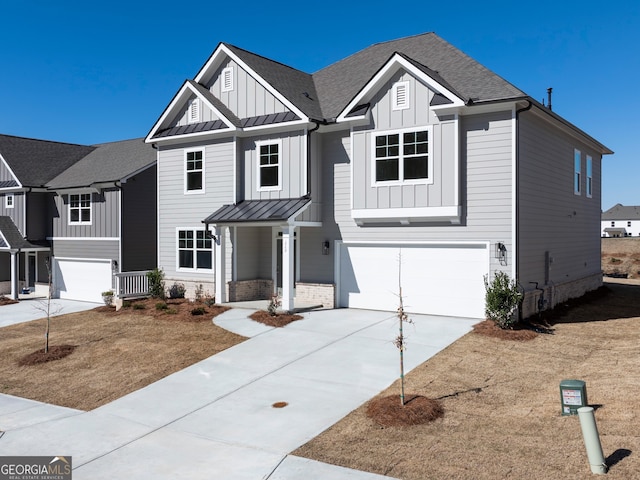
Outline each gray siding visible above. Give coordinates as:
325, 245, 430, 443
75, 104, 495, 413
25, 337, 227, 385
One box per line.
121, 165, 157, 271
234, 226, 272, 280
52, 189, 119, 238
52, 238, 119, 260
518, 110, 602, 288
26, 192, 52, 240
207, 57, 290, 119
0, 158, 16, 183
157, 138, 234, 282
168, 93, 221, 128
0, 192, 25, 235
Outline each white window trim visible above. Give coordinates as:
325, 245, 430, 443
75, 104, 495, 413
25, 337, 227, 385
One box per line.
184, 148, 205, 195
188, 98, 200, 124
221, 66, 234, 92
256, 139, 283, 192
68, 193, 92, 226
392, 81, 410, 110
5, 193, 14, 209
586, 155, 593, 198
370, 126, 434, 187
175, 227, 214, 273
574, 149, 582, 195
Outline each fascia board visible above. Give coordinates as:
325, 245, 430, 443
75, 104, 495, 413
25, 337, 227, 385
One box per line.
0, 153, 23, 188
150, 129, 234, 145
196, 44, 309, 122
337, 54, 465, 123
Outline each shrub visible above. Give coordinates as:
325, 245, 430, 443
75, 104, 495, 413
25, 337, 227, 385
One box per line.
168, 282, 186, 299
155, 302, 168, 311
203, 295, 216, 307
147, 268, 166, 299
484, 271, 523, 329
101, 290, 114, 307
132, 303, 146, 310
194, 284, 204, 302
191, 307, 206, 316
122, 301, 132, 308
267, 294, 281, 316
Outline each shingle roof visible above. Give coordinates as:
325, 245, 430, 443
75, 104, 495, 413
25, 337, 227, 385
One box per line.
203, 197, 311, 224
46, 138, 156, 189
0, 135, 96, 187
602, 204, 640, 221
0, 216, 48, 250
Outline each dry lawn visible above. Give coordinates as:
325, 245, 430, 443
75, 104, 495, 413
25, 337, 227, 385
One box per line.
295, 280, 640, 479
0, 298, 245, 410
602, 237, 640, 278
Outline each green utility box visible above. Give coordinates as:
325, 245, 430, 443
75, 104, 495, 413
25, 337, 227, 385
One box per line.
560, 379, 588, 415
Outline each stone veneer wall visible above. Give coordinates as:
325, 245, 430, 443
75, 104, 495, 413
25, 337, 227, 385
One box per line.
294, 282, 335, 308
228, 279, 273, 302
520, 273, 603, 318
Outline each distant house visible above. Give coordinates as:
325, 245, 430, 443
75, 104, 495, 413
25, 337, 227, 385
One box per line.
146, 32, 612, 319
601, 204, 640, 237
0, 135, 156, 301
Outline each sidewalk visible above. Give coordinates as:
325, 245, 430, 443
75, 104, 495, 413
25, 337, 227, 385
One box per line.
0, 308, 477, 479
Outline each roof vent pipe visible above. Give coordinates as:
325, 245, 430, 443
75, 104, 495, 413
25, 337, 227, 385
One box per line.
547, 87, 553, 111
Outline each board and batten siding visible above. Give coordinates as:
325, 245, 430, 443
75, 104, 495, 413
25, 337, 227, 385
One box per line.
242, 131, 306, 200
517, 110, 602, 287
157, 139, 234, 283
207, 57, 290, 120
0, 192, 25, 235
52, 189, 119, 238
27, 192, 53, 241
169, 94, 221, 128
52, 239, 119, 260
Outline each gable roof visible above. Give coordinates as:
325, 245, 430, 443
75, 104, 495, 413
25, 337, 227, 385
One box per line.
46, 138, 156, 190
0, 216, 48, 250
0, 135, 95, 187
602, 204, 640, 221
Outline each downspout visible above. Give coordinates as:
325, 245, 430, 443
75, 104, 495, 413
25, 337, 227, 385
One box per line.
515, 100, 532, 320
306, 120, 322, 197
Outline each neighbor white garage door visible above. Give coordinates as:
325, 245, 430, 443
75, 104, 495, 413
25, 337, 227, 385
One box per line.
338, 243, 489, 318
54, 258, 112, 303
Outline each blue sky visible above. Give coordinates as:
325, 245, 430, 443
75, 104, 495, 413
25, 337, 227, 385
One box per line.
1, 0, 637, 210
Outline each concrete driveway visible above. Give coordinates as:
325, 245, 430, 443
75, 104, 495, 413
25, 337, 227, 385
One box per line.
0, 298, 101, 327
0, 307, 478, 479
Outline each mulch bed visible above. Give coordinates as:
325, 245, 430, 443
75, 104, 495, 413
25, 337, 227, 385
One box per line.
0, 297, 19, 306
249, 310, 303, 327
18, 345, 76, 366
472, 320, 538, 341
95, 298, 229, 322
366, 394, 444, 427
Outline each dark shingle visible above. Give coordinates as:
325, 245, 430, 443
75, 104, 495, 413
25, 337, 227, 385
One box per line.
602, 204, 640, 221
0, 216, 47, 249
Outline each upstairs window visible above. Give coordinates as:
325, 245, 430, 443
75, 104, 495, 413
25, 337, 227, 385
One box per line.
185, 149, 204, 193
611, 221, 615, 227
257, 141, 281, 190
586, 155, 593, 198
222, 67, 234, 92
177, 229, 212, 270
628, 221, 632, 227
374, 128, 430, 184
5, 193, 13, 209
188, 98, 200, 124
69, 193, 91, 225
574, 149, 581, 195
392, 81, 409, 110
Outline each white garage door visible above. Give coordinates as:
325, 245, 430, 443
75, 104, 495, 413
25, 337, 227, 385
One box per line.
54, 258, 112, 303
338, 243, 488, 318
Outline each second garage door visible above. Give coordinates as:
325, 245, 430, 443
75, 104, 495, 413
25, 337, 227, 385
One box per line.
338, 243, 489, 318
53, 258, 112, 303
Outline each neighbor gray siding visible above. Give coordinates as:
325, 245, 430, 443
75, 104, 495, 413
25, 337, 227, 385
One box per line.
52, 238, 119, 260
0, 158, 16, 183
518, 110, 602, 288
26, 192, 52, 240
52, 189, 119, 238
0, 192, 25, 235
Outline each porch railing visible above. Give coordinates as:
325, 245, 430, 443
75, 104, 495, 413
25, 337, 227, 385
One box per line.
115, 270, 150, 299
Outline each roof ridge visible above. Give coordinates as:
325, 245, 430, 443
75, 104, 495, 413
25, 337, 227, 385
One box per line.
224, 43, 313, 76
0, 133, 91, 148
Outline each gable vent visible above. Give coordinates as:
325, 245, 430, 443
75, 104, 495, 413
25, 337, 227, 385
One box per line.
222, 67, 234, 92
393, 81, 409, 110
189, 98, 200, 123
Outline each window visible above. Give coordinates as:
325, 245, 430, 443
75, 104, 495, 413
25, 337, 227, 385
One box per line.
188, 98, 200, 124
392, 81, 410, 110
628, 221, 632, 227
69, 193, 91, 224
611, 221, 615, 227
222, 67, 234, 92
374, 128, 430, 183
185, 149, 204, 193
5, 193, 13, 209
574, 149, 581, 195
257, 141, 281, 190
586, 155, 593, 198
178, 229, 213, 270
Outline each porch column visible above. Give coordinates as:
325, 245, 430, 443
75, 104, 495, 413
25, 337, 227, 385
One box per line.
214, 226, 226, 303
10, 251, 18, 300
281, 225, 295, 312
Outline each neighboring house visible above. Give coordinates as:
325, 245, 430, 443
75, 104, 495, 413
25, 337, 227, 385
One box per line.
0, 135, 157, 302
601, 204, 640, 237
146, 32, 612, 319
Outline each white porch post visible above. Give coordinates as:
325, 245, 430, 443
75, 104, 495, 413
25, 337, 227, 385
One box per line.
281, 225, 295, 312
214, 226, 226, 303
10, 251, 18, 300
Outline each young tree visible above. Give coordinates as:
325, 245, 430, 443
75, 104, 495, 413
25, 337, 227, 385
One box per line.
32, 259, 62, 353
394, 250, 413, 406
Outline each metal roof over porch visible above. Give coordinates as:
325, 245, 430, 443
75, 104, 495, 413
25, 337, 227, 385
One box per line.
203, 197, 311, 225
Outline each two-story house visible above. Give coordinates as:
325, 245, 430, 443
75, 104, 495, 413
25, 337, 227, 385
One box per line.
602, 204, 640, 237
146, 32, 612, 318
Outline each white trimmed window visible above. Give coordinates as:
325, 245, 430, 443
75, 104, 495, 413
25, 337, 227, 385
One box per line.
222, 67, 234, 92
188, 98, 200, 124
5, 193, 14, 209
257, 140, 281, 190
373, 127, 431, 184
392, 81, 410, 110
586, 155, 593, 198
69, 193, 91, 225
177, 229, 213, 270
574, 149, 581, 195
185, 149, 204, 193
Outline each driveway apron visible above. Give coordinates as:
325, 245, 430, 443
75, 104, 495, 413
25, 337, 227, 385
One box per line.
0, 308, 477, 479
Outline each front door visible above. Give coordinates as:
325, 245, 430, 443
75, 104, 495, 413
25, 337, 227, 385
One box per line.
28, 253, 36, 288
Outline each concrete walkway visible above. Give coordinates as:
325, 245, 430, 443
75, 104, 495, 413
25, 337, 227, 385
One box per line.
0, 308, 477, 479
0, 298, 101, 327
